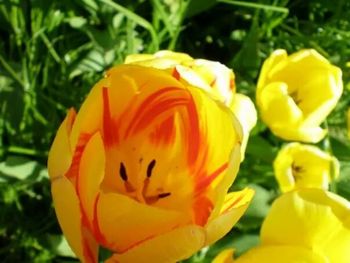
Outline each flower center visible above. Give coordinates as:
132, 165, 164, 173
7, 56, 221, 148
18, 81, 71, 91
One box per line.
292, 162, 305, 181
118, 160, 172, 205
289, 90, 302, 105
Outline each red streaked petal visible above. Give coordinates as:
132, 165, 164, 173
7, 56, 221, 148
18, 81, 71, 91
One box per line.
51, 176, 98, 263
204, 188, 254, 246
77, 132, 105, 235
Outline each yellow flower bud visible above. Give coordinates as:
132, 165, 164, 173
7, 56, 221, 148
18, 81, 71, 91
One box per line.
273, 142, 339, 192
256, 49, 343, 143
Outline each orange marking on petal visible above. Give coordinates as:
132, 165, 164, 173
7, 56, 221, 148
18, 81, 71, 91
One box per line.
195, 163, 228, 194
82, 239, 97, 263
92, 193, 107, 246
102, 87, 118, 146
186, 96, 201, 166
150, 116, 176, 145
124, 87, 188, 139
222, 193, 246, 213
193, 195, 214, 226
229, 78, 235, 91
172, 67, 180, 80
66, 133, 91, 180
209, 77, 217, 87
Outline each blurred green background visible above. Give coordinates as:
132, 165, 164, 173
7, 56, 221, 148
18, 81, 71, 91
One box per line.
1, 0, 350, 262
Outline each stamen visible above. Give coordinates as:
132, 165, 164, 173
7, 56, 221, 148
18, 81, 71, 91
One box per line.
158, 192, 171, 199
147, 159, 156, 178
119, 162, 128, 181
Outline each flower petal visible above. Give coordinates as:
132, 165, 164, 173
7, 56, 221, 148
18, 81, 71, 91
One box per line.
256, 49, 287, 99
205, 188, 254, 246
77, 132, 105, 226
259, 82, 303, 126
96, 192, 189, 252
261, 189, 350, 263
212, 249, 234, 263
233, 245, 327, 263
51, 176, 98, 263
106, 225, 206, 263
272, 125, 327, 143
48, 108, 75, 179
230, 94, 257, 161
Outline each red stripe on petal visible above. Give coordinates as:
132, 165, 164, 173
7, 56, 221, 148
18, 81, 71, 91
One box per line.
102, 87, 119, 146
222, 193, 246, 213
192, 195, 214, 226
195, 163, 228, 194
92, 193, 107, 246
124, 87, 188, 139
66, 133, 91, 180
172, 67, 180, 80
150, 115, 176, 145
186, 96, 201, 166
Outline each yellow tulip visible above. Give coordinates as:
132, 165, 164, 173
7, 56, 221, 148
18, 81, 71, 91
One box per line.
256, 49, 343, 143
48, 64, 254, 263
273, 142, 339, 192
213, 189, 350, 263
126, 50, 257, 160
261, 189, 350, 263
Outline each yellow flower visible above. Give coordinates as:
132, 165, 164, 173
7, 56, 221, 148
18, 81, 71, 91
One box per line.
126, 50, 257, 160
213, 189, 350, 263
256, 49, 343, 143
261, 189, 350, 262
48, 64, 254, 263
273, 142, 339, 192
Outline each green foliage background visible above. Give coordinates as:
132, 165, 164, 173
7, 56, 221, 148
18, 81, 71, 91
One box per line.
0, 0, 350, 262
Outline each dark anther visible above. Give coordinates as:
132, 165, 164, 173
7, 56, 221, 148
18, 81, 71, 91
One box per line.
158, 192, 171, 199
147, 159, 156, 178
119, 162, 128, 181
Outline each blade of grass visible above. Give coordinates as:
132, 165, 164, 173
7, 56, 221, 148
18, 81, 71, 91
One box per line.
0, 54, 25, 88
218, 0, 289, 14
99, 0, 159, 51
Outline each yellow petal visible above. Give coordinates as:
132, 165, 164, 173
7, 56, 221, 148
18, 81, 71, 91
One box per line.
125, 50, 193, 69
271, 124, 327, 143
48, 109, 75, 179
212, 249, 235, 263
261, 189, 350, 263
259, 82, 303, 128
77, 132, 105, 225
51, 176, 98, 263
299, 67, 342, 126
106, 225, 205, 263
233, 245, 327, 263
96, 192, 188, 252
273, 142, 340, 192
256, 49, 287, 99
205, 188, 254, 246
229, 94, 257, 161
